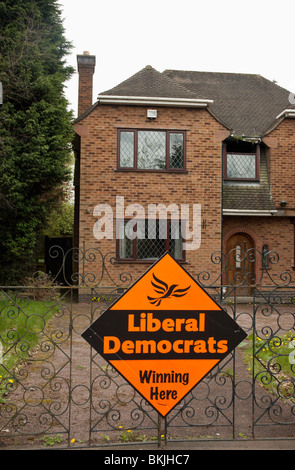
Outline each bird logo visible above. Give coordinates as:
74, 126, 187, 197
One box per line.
147, 273, 191, 306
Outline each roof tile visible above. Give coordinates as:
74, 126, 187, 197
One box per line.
100, 65, 205, 100
100, 67, 295, 137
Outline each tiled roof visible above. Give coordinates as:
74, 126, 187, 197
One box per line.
163, 70, 294, 137
100, 65, 204, 100
100, 66, 295, 137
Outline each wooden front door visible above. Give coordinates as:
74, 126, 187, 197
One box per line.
226, 233, 255, 292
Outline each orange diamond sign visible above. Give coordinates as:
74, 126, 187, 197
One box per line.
82, 253, 247, 417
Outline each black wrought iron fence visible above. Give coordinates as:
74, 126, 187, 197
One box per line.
0, 245, 294, 449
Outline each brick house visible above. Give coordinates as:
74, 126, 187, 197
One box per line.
73, 52, 295, 288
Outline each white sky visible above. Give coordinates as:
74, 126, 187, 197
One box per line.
59, 0, 295, 117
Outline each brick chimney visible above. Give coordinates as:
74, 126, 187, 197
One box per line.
77, 51, 96, 117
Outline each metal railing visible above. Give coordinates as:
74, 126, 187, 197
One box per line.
0, 245, 294, 448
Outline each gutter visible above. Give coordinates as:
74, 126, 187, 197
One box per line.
223, 209, 278, 216
97, 95, 213, 108
276, 109, 295, 119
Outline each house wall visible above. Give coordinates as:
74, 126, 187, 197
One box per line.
75, 104, 229, 286
264, 118, 295, 209
223, 216, 294, 285
222, 117, 295, 285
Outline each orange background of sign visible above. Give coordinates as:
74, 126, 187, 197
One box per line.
82, 253, 246, 418
110, 358, 219, 417
110, 253, 221, 311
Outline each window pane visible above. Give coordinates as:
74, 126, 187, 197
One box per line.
137, 238, 166, 259
120, 131, 134, 167
235, 245, 242, 268
118, 221, 133, 258
137, 131, 166, 169
226, 153, 256, 179
137, 220, 166, 259
169, 221, 183, 259
169, 133, 184, 168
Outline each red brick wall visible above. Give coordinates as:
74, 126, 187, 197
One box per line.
75, 104, 229, 285
221, 117, 295, 286
264, 119, 295, 209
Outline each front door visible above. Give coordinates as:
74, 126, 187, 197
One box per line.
226, 233, 255, 294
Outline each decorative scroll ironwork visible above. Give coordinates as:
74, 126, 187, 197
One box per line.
197, 246, 293, 288
0, 245, 294, 448
46, 244, 133, 288
251, 288, 295, 434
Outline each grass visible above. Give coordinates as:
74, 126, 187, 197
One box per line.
244, 331, 295, 400
0, 292, 58, 403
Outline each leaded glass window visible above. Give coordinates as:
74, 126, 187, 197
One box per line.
119, 131, 134, 168
118, 129, 185, 170
169, 133, 184, 169
226, 153, 257, 179
138, 131, 166, 169
224, 141, 259, 181
117, 220, 184, 260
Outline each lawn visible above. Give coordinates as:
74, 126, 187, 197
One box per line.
244, 330, 295, 401
0, 292, 58, 402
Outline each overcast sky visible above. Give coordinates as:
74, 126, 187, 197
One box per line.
59, 0, 295, 117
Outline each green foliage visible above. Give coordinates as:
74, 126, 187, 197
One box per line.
44, 202, 74, 238
0, 293, 58, 402
0, 0, 74, 283
39, 434, 62, 447
244, 332, 295, 399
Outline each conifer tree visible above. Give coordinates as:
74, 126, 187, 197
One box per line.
0, 0, 74, 283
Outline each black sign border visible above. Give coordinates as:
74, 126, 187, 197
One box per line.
81, 252, 247, 418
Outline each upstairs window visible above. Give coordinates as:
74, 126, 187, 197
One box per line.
224, 141, 259, 181
118, 129, 185, 171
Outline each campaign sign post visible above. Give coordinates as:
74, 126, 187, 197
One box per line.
82, 252, 247, 418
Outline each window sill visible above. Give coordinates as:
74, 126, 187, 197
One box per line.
114, 259, 188, 265
114, 169, 188, 174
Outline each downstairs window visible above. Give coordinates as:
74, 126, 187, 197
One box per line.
117, 219, 184, 261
